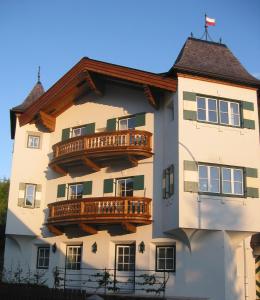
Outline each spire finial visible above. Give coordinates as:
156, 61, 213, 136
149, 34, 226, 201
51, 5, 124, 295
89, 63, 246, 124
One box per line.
37, 66, 41, 83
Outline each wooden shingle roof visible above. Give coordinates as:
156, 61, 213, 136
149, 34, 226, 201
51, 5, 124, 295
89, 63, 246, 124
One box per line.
170, 37, 260, 87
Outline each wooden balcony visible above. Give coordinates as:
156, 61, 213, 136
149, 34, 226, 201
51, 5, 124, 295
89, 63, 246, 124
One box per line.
47, 197, 152, 235
49, 130, 153, 175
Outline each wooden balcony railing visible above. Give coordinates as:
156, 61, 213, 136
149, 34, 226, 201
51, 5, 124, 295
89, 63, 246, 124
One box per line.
47, 197, 152, 235
50, 130, 153, 174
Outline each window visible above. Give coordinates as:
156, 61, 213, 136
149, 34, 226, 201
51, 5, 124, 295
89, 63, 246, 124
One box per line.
24, 184, 36, 207
27, 135, 40, 149
116, 177, 134, 197
219, 100, 240, 126
66, 245, 82, 270
163, 165, 174, 199
199, 164, 244, 196
196, 97, 241, 127
156, 246, 175, 271
119, 116, 136, 130
117, 245, 135, 271
69, 183, 83, 199
71, 126, 84, 138
37, 247, 50, 269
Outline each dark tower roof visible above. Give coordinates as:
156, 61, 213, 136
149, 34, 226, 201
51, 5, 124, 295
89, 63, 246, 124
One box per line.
12, 81, 45, 112
169, 37, 260, 87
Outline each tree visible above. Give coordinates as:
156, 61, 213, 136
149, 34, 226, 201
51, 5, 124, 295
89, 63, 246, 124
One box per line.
0, 179, 9, 225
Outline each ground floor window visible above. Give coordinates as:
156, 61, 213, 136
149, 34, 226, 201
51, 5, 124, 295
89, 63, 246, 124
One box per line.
66, 245, 82, 270
116, 245, 135, 271
156, 245, 176, 271
36, 247, 50, 269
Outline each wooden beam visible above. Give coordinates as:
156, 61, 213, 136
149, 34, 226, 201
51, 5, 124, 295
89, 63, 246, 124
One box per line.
122, 222, 136, 233
38, 111, 56, 131
84, 70, 103, 96
79, 223, 97, 235
143, 85, 159, 110
50, 163, 67, 176
82, 157, 100, 172
47, 224, 63, 236
128, 155, 138, 167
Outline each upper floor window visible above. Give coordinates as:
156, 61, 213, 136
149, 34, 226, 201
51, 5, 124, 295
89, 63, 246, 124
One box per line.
197, 97, 241, 127
71, 126, 85, 138
69, 183, 83, 199
27, 135, 40, 149
66, 245, 82, 270
116, 177, 134, 197
119, 116, 136, 130
24, 184, 36, 207
199, 164, 244, 196
37, 247, 50, 269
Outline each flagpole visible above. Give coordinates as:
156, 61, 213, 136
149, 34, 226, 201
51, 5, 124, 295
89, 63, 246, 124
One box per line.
205, 13, 208, 41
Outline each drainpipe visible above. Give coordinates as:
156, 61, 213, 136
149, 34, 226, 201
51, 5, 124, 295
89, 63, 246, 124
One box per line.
243, 239, 249, 300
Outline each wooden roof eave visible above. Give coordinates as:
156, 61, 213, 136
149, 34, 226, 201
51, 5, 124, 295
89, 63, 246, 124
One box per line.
19, 58, 177, 127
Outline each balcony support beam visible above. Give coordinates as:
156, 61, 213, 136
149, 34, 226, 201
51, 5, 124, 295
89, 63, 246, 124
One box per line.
79, 223, 97, 235
51, 163, 67, 176
128, 155, 138, 167
122, 222, 136, 233
47, 224, 63, 236
143, 84, 159, 110
82, 157, 100, 172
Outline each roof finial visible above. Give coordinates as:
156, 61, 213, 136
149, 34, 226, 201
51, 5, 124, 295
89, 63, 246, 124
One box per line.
37, 66, 41, 83
191, 32, 194, 38
219, 37, 222, 44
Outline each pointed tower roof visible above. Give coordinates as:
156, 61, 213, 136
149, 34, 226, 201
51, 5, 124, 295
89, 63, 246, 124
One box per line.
169, 37, 260, 87
12, 80, 45, 112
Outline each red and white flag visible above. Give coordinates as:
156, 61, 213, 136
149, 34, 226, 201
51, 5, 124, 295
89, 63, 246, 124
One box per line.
206, 16, 216, 26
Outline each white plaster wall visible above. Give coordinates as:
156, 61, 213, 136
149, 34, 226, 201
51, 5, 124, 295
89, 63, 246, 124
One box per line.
177, 77, 260, 232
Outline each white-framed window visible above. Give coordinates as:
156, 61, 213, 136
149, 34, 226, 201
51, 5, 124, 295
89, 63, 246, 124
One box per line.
116, 177, 134, 197
24, 184, 36, 207
71, 126, 84, 138
198, 164, 244, 196
69, 183, 83, 199
119, 116, 136, 130
197, 97, 218, 123
66, 245, 82, 270
27, 135, 40, 149
156, 246, 176, 271
116, 245, 135, 271
199, 165, 220, 193
219, 100, 240, 127
222, 167, 243, 195
37, 247, 50, 269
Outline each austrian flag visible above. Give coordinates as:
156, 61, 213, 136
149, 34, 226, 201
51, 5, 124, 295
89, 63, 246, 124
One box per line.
206, 16, 216, 26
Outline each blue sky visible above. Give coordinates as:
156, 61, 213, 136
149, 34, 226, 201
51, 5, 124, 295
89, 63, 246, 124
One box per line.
0, 0, 259, 179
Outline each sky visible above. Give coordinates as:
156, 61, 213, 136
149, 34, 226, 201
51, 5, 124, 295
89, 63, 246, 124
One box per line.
0, 0, 260, 179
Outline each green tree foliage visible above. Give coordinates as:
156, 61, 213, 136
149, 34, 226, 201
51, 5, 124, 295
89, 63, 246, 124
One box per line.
0, 179, 9, 225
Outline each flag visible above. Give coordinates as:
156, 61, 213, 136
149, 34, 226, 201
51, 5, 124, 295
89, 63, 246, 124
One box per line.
206, 16, 216, 26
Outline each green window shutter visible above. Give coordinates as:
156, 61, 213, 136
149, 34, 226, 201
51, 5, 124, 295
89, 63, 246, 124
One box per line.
243, 119, 255, 129
62, 128, 70, 141
162, 169, 166, 199
17, 198, 24, 207
184, 160, 198, 171
242, 101, 254, 111
83, 123, 95, 136
246, 187, 259, 198
106, 118, 117, 132
245, 168, 258, 178
19, 182, 25, 191
18, 182, 25, 207
183, 91, 196, 101
170, 165, 174, 196
133, 175, 144, 190
34, 200, 41, 208
183, 110, 197, 121
83, 181, 92, 195
57, 184, 66, 198
36, 184, 42, 192
135, 113, 146, 127
104, 179, 114, 193
184, 181, 198, 192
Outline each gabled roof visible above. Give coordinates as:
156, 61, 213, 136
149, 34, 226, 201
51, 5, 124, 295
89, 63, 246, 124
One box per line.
169, 37, 260, 87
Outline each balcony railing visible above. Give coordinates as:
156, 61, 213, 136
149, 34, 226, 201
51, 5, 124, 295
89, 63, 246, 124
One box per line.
50, 130, 153, 174
47, 197, 152, 234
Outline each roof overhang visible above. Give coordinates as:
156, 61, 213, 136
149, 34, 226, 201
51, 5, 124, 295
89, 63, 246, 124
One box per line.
16, 57, 177, 133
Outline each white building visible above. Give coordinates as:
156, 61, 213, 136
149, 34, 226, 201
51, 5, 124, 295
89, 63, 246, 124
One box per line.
4, 37, 260, 300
